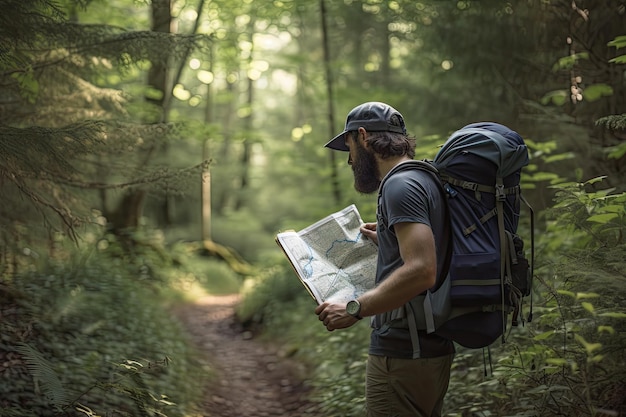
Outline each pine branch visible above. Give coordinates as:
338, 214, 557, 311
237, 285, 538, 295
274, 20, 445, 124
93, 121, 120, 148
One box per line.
596, 114, 626, 131
3, 171, 83, 241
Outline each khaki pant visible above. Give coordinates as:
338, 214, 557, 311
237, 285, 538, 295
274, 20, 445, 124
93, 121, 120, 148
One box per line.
366, 354, 453, 417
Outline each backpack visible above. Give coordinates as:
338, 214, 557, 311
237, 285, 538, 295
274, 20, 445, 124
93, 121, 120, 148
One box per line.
375, 122, 533, 357
431, 122, 534, 349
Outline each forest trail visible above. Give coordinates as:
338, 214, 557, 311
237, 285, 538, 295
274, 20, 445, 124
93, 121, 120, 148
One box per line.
173, 294, 321, 417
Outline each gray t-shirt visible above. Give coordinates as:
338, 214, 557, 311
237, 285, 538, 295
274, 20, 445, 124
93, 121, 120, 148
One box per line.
369, 162, 455, 358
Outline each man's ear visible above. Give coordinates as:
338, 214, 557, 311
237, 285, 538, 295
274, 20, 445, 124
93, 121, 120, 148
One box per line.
357, 127, 369, 148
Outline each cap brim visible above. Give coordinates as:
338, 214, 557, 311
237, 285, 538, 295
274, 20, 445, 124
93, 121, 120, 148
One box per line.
324, 131, 349, 151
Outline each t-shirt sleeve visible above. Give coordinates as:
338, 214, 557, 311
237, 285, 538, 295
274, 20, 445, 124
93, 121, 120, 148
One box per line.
381, 170, 434, 229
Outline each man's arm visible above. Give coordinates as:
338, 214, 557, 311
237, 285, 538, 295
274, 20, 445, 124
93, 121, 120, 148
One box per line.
358, 221, 437, 317
316, 221, 437, 331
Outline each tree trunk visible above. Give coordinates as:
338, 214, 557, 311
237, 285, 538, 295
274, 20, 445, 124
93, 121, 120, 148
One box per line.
106, 0, 171, 235
215, 79, 237, 215
201, 43, 215, 242
320, 0, 342, 206
234, 17, 256, 211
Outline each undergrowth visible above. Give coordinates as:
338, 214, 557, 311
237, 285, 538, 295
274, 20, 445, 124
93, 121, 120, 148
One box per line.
0, 236, 216, 417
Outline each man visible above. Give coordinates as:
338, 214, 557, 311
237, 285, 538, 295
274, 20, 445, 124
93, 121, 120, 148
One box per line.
315, 102, 454, 417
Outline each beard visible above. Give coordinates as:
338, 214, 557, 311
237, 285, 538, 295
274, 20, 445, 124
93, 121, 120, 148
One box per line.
352, 140, 380, 194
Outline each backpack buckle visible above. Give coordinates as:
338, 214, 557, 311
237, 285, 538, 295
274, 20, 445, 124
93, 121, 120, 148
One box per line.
461, 181, 478, 191
495, 184, 506, 201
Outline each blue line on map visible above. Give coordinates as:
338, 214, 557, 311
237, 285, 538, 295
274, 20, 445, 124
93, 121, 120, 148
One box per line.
303, 244, 314, 278
302, 232, 363, 280
324, 232, 362, 259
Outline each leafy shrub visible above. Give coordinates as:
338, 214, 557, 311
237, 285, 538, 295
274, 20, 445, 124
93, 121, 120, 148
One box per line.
0, 247, 205, 417
236, 258, 305, 324
166, 241, 243, 297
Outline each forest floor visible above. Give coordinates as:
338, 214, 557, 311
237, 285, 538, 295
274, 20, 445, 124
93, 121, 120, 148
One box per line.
173, 294, 322, 417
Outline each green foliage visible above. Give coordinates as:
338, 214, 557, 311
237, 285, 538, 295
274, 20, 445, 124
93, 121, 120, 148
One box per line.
236, 259, 305, 324
166, 241, 243, 296
3, 0, 626, 415
454, 178, 626, 417
212, 208, 281, 263
15, 343, 70, 411
548, 177, 625, 246
608, 35, 626, 63
596, 114, 626, 132
308, 329, 369, 417
0, 0, 209, 251
0, 248, 205, 416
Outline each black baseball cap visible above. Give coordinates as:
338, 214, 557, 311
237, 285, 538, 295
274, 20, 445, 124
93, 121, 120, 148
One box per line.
324, 102, 407, 151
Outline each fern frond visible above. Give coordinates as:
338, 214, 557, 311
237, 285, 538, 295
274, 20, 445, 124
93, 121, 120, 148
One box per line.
15, 342, 71, 410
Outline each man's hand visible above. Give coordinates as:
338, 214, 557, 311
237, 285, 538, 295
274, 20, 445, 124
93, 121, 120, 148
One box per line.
360, 222, 378, 245
315, 302, 359, 331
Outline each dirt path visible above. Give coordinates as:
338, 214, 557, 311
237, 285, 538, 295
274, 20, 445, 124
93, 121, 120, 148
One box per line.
173, 294, 321, 417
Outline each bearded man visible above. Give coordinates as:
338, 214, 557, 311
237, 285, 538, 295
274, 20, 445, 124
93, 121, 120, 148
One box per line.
315, 102, 454, 417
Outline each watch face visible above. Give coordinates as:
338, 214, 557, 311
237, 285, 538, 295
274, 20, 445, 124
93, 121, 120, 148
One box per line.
347, 300, 360, 316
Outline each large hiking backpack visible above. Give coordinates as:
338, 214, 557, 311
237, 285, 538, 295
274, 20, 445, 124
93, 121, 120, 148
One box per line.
430, 122, 534, 349
376, 122, 533, 356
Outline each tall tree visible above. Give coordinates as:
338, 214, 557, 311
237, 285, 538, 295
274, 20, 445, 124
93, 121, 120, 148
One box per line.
320, 0, 342, 206
105, 0, 173, 233
0, 0, 206, 264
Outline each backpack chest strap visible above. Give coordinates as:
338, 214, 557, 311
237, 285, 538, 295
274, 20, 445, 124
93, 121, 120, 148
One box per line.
441, 175, 520, 202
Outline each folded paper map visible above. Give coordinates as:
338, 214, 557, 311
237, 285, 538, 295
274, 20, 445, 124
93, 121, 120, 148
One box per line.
275, 205, 377, 304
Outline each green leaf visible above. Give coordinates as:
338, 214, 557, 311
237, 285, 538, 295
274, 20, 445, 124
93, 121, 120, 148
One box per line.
543, 152, 576, 163
599, 204, 626, 213
534, 330, 555, 341
609, 55, 626, 64
587, 213, 619, 223
607, 35, 626, 49
581, 301, 595, 314
557, 289, 576, 298
583, 84, 613, 101
583, 176, 609, 185
540, 90, 567, 106
599, 312, 626, 319
545, 358, 567, 366
589, 354, 604, 363
574, 334, 602, 355
488, 392, 510, 399
552, 52, 589, 71
608, 143, 626, 159
598, 325, 615, 335
576, 292, 600, 299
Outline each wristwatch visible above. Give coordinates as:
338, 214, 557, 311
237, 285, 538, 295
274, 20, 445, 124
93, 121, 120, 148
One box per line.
346, 299, 362, 320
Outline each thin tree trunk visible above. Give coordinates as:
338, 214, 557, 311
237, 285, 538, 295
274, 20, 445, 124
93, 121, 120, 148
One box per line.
215, 80, 236, 215
154, 0, 208, 227
106, 0, 171, 234
162, 0, 206, 117
151, 0, 173, 226
234, 18, 256, 211
320, 0, 342, 206
147, 0, 171, 121
201, 43, 215, 242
